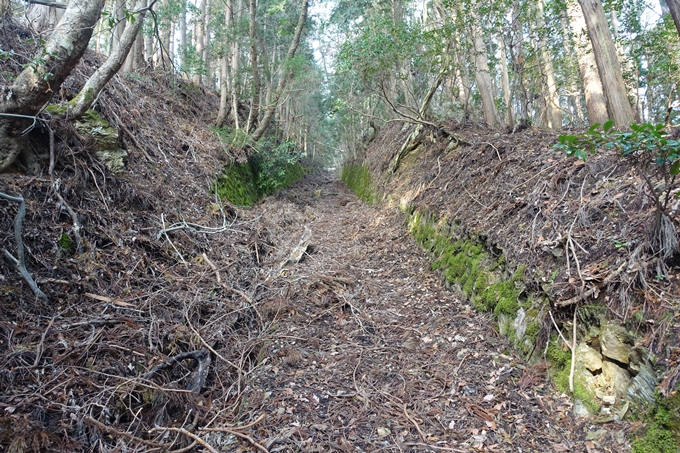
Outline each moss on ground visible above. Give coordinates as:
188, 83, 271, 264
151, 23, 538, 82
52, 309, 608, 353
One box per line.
632, 393, 680, 453
341, 163, 379, 204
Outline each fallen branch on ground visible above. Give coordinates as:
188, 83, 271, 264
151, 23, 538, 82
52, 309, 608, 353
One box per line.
0, 191, 48, 301
143, 348, 211, 393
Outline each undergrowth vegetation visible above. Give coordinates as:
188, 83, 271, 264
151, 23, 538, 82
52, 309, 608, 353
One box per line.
213, 129, 306, 206
632, 392, 680, 453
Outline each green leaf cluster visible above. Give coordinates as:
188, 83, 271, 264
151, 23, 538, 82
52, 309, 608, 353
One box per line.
212, 132, 306, 207
555, 121, 680, 176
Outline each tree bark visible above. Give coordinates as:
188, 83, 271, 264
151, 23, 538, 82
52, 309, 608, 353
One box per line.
216, 0, 233, 127
179, 0, 187, 71
576, 0, 634, 128
250, 0, 308, 143
193, 0, 207, 84
535, 0, 562, 129
470, 21, 503, 129
498, 35, 514, 128
0, 0, 106, 171
566, 0, 608, 125
68, 0, 148, 118
245, 0, 260, 133
668, 0, 680, 38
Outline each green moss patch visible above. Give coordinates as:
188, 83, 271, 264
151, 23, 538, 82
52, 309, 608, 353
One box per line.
213, 161, 261, 207
212, 132, 307, 207
341, 163, 379, 204
407, 209, 524, 316
632, 393, 680, 453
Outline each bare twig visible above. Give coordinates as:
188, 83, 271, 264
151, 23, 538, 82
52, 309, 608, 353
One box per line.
32, 317, 56, 368
199, 425, 269, 453
0, 191, 48, 301
149, 427, 219, 453
49, 128, 84, 254
404, 404, 428, 443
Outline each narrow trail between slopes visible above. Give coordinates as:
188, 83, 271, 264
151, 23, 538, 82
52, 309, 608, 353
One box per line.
238, 172, 630, 452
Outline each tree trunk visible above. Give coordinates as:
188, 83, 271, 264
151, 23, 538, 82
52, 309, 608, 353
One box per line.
216, 0, 233, 127
68, 0, 147, 118
498, 35, 514, 128
576, 0, 634, 128
216, 52, 230, 126
245, 0, 260, 133
114, 0, 126, 47
250, 0, 308, 143
668, 0, 680, 38
536, 0, 562, 129
0, 0, 106, 171
26, 2, 64, 31
230, 0, 242, 126
566, 0, 608, 125
179, 0, 187, 71
193, 0, 206, 84
471, 22, 503, 128
203, 0, 212, 87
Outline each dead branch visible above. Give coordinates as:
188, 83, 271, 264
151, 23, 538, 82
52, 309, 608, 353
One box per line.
143, 348, 211, 393
0, 191, 48, 301
199, 426, 269, 453
28, 0, 67, 8
554, 261, 628, 307
49, 128, 83, 254
149, 427, 219, 453
403, 404, 428, 443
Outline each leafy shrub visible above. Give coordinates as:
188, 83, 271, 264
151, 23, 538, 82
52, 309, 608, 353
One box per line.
212, 130, 306, 206
555, 121, 680, 266
252, 140, 305, 195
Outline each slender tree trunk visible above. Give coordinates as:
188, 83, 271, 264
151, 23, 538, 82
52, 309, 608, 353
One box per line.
0, 0, 106, 171
216, 53, 230, 126
203, 0, 212, 87
216, 0, 233, 127
536, 0, 562, 129
498, 35, 514, 128
567, 0, 608, 125
470, 21, 503, 128
576, 0, 634, 128
230, 0, 242, 127
193, 0, 206, 84
250, 0, 308, 142
245, 0, 260, 133
179, 0, 187, 72
69, 0, 147, 118
114, 0, 126, 47
668, 0, 680, 38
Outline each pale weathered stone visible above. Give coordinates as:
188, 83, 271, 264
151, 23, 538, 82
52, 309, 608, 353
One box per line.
600, 323, 631, 364
74, 110, 127, 173
602, 361, 631, 399
573, 399, 592, 417
576, 343, 603, 372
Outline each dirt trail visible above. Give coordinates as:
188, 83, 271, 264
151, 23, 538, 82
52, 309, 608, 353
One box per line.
237, 173, 629, 452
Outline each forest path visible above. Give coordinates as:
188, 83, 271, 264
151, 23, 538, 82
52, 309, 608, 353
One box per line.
240, 172, 629, 452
